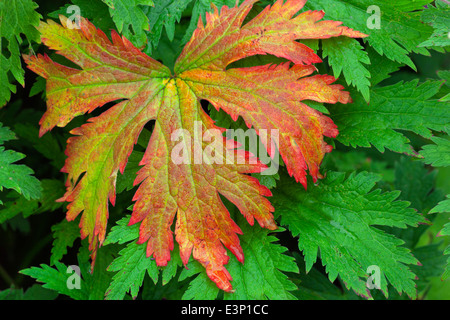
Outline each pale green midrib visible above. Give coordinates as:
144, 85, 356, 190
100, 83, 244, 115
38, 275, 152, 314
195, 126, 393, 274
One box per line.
174, 5, 239, 74
145, 83, 178, 252
47, 77, 162, 96
165, 79, 219, 268
169, 79, 203, 222
74, 80, 167, 238
168, 78, 249, 269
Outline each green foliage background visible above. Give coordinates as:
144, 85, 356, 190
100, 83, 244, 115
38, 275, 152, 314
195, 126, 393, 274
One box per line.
0, 0, 449, 300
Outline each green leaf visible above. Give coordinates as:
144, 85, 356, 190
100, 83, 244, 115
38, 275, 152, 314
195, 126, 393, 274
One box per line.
20, 262, 89, 300
322, 150, 393, 184
271, 170, 425, 299
364, 47, 403, 87
387, 0, 434, 11
50, 219, 81, 265
418, 125, 450, 281
0, 123, 41, 203
304, 0, 433, 69
291, 253, 358, 300
251, 172, 279, 189
394, 156, 444, 216
116, 151, 144, 194
102, 0, 154, 48
104, 215, 157, 300
223, 219, 298, 300
105, 215, 183, 299
0, 123, 16, 144
28, 76, 46, 98
437, 70, 450, 102
0, 192, 39, 223
80, 244, 116, 300
0, 179, 63, 224
0, 0, 42, 107
330, 80, 449, 154
147, 0, 241, 56
179, 260, 220, 300
385, 156, 447, 293
105, 240, 159, 300
322, 37, 371, 102
419, 0, 450, 48
148, 17, 188, 70
410, 243, 448, 293
0, 147, 41, 200
430, 196, 450, 280
104, 215, 140, 245
179, 213, 298, 300
425, 130, 450, 281
144, 0, 194, 51
431, 196, 450, 216
420, 134, 450, 168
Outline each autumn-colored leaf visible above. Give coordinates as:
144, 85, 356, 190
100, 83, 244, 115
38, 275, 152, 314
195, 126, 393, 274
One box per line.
24, 0, 366, 291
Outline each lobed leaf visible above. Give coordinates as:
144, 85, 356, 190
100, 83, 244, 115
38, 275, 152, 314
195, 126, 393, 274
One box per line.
0, 0, 42, 107
321, 37, 371, 102
271, 171, 426, 299
330, 80, 449, 154
303, 0, 434, 70
24, 0, 365, 291
102, 0, 154, 48
20, 262, 89, 300
419, 0, 450, 48
144, 0, 194, 51
430, 196, 450, 280
0, 123, 42, 203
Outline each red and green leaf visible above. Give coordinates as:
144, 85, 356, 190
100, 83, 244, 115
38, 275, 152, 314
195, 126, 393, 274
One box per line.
24, 0, 366, 291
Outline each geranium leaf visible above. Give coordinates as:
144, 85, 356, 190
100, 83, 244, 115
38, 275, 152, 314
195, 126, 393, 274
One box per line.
24, 0, 365, 291
0, 123, 42, 203
271, 170, 426, 299
0, 0, 42, 107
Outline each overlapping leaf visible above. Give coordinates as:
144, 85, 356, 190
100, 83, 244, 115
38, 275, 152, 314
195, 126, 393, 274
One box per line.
177, 212, 298, 300
419, 0, 450, 48
321, 36, 371, 102
20, 262, 89, 300
0, 123, 42, 203
24, 0, 365, 291
330, 80, 449, 154
271, 171, 426, 298
101, 0, 154, 48
303, 0, 434, 69
144, 0, 194, 51
421, 126, 450, 281
0, 0, 42, 107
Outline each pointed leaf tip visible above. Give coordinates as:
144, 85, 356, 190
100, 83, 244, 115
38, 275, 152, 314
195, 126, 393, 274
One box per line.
24, 0, 366, 292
